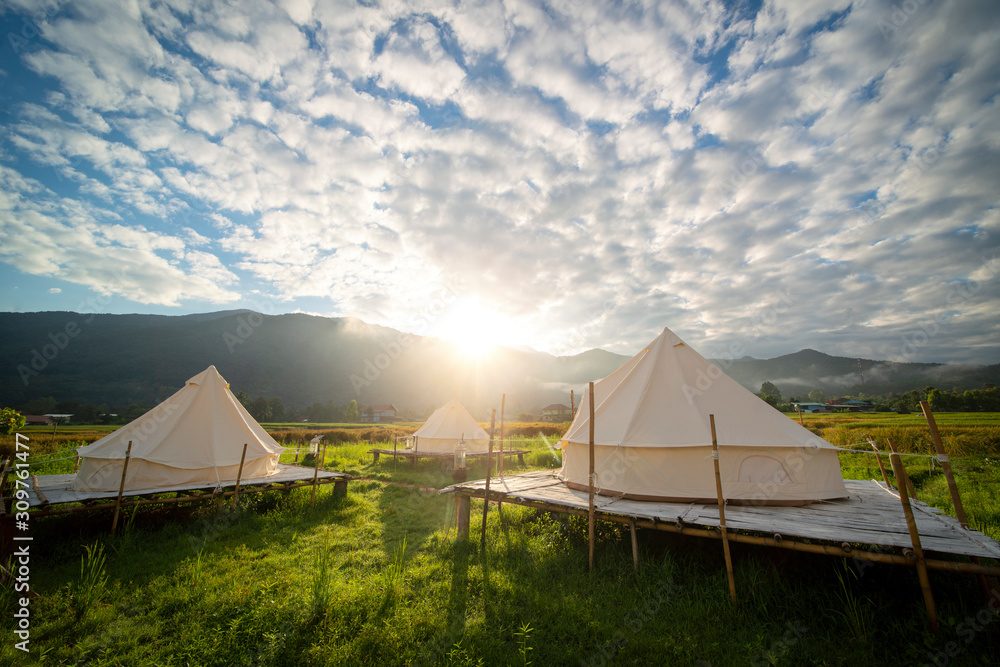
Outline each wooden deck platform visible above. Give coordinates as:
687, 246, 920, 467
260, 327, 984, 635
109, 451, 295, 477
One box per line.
369, 448, 528, 465
442, 470, 1000, 569
17, 464, 350, 516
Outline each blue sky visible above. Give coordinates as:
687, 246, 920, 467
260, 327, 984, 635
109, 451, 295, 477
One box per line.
1, 0, 998, 364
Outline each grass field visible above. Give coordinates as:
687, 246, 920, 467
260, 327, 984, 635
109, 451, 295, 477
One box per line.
3, 418, 1000, 665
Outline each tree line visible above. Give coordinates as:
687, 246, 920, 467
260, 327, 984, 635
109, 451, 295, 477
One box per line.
755, 381, 1000, 413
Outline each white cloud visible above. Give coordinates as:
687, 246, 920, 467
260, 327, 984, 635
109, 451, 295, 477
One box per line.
0, 0, 996, 365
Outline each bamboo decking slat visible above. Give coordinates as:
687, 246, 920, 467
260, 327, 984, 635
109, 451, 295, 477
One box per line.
24, 464, 350, 508
442, 471, 1000, 561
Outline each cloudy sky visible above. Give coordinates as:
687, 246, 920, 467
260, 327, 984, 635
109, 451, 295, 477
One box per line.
1, 0, 997, 364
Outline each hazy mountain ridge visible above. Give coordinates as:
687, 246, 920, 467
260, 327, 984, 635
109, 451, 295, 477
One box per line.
1, 311, 997, 416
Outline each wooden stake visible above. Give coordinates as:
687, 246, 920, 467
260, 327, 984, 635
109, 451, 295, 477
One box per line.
111, 441, 133, 536
481, 409, 496, 547
869, 439, 893, 490
393, 435, 398, 470
920, 400, 990, 597
231, 443, 248, 511
499, 394, 506, 477
919, 401, 968, 525
294, 441, 301, 464
889, 452, 939, 634
0, 457, 11, 512
310, 443, 325, 508
31, 475, 50, 508
629, 518, 639, 573
588, 381, 596, 572
886, 439, 918, 500
797, 406, 804, 426
570, 389, 575, 418
73, 454, 81, 473
710, 415, 737, 606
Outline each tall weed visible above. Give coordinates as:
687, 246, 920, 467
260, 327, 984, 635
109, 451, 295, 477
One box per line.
74, 542, 108, 617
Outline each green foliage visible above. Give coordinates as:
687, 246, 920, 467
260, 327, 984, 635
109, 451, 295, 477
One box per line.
74, 542, 109, 617
6, 424, 1000, 665
345, 399, 359, 422
0, 407, 25, 435
310, 530, 334, 619
757, 380, 782, 406
515, 621, 534, 666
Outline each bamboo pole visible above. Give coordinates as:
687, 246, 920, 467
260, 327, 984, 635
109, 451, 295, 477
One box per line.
31, 475, 50, 508
481, 410, 496, 547
73, 454, 80, 473
629, 518, 639, 573
111, 441, 133, 536
710, 415, 737, 606
393, 435, 398, 470
868, 439, 893, 490
889, 452, 939, 634
920, 401, 968, 525
231, 443, 248, 511
571, 389, 575, 418
919, 400, 990, 597
310, 443, 326, 508
0, 457, 11, 513
886, 439, 918, 500
499, 394, 506, 478
294, 441, 301, 464
588, 381, 596, 572
797, 406, 804, 426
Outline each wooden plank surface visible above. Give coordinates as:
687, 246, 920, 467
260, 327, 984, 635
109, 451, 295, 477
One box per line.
443, 471, 1000, 560
26, 464, 349, 508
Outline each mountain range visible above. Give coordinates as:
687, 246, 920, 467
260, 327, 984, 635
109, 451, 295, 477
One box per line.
1, 310, 997, 418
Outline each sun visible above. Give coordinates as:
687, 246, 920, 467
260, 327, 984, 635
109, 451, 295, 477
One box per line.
430, 298, 518, 360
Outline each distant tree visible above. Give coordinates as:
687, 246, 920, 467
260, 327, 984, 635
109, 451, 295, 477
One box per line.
24, 396, 57, 415
121, 402, 149, 422
808, 389, 825, 403
267, 397, 285, 422
74, 403, 101, 424
757, 381, 782, 407
0, 407, 26, 435
517, 412, 535, 422
235, 391, 252, 411
345, 400, 359, 422
250, 396, 272, 422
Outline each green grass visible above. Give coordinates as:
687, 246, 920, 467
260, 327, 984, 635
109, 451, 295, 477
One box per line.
4, 434, 1000, 665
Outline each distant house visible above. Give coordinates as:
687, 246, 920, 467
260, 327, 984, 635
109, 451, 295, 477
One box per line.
24, 415, 55, 425
826, 399, 873, 412
360, 404, 398, 423
790, 402, 829, 414
540, 404, 573, 422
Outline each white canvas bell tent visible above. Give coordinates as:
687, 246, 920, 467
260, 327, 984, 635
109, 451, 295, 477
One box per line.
72, 365, 283, 492
559, 328, 847, 505
411, 399, 490, 454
